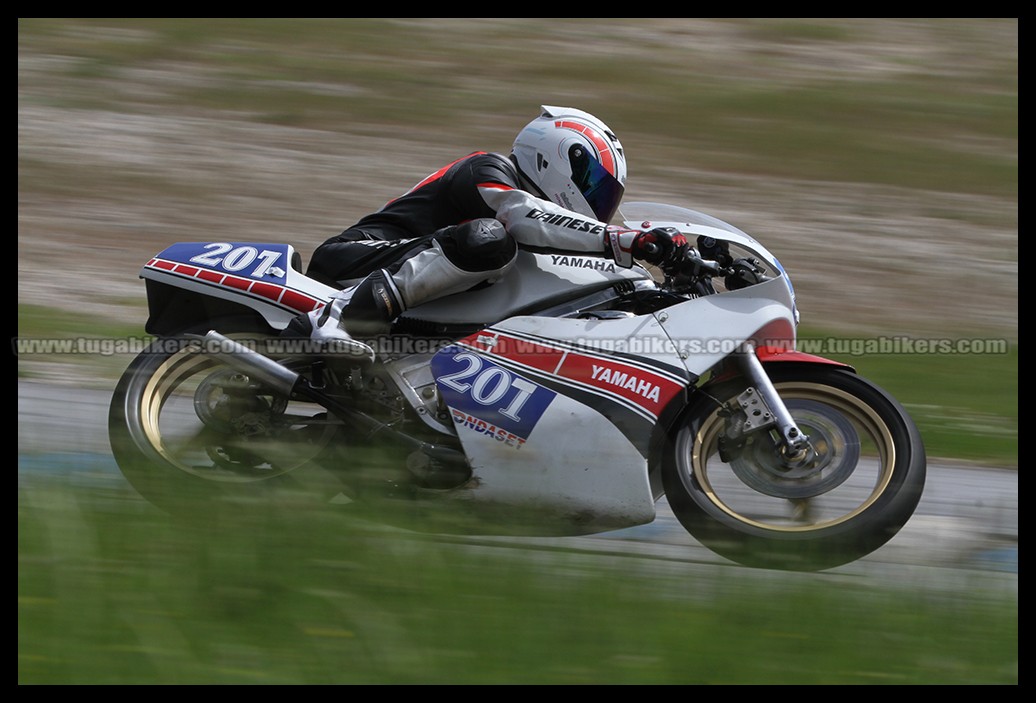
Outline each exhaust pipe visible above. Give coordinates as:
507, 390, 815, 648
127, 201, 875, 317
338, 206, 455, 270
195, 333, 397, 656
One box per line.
201, 330, 300, 397
200, 330, 471, 482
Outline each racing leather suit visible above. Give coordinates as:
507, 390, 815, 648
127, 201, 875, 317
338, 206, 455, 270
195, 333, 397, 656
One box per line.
290, 150, 637, 347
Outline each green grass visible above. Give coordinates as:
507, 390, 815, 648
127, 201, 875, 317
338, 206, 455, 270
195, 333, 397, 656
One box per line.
17, 303, 145, 340
17, 21, 1017, 684
853, 352, 1016, 465
17, 480, 1018, 684
16, 304, 148, 383
797, 327, 1017, 467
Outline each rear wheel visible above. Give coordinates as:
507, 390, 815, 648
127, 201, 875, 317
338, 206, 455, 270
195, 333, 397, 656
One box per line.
108, 321, 344, 514
663, 365, 926, 571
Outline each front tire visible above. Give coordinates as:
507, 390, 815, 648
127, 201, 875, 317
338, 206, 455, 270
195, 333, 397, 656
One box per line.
663, 365, 926, 571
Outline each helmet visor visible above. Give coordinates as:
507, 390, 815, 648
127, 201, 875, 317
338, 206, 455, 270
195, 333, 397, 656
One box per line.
570, 144, 624, 223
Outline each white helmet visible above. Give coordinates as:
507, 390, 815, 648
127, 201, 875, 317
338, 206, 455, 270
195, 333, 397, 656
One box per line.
511, 105, 627, 223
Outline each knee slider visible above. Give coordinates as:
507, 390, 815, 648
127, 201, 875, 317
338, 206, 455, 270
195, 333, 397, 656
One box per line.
438, 218, 517, 272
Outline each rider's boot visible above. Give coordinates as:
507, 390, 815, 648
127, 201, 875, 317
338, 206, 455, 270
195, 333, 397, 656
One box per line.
282, 270, 404, 363
284, 220, 515, 362
283, 219, 513, 362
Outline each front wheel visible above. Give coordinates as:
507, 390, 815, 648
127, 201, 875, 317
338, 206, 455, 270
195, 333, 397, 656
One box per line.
663, 365, 926, 571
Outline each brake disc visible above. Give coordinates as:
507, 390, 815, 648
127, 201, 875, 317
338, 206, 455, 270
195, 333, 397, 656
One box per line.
730, 399, 861, 499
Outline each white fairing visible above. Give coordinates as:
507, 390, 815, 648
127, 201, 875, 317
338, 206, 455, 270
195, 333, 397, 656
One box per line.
428, 316, 685, 532
619, 201, 799, 325
140, 242, 339, 330
453, 390, 656, 531
137, 203, 801, 535
427, 272, 794, 531
140, 242, 652, 330
404, 249, 651, 324
655, 276, 798, 377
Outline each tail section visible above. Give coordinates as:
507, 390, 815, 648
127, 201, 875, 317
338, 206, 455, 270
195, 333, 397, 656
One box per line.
140, 241, 338, 334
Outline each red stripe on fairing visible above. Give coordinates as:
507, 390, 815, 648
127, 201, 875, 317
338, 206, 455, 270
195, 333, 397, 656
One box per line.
144, 259, 324, 313
458, 331, 685, 419
197, 269, 224, 283
223, 276, 251, 291
477, 182, 514, 191
555, 119, 617, 177
248, 281, 281, 302
556, 351, 684, 415
281, 289, 322, 313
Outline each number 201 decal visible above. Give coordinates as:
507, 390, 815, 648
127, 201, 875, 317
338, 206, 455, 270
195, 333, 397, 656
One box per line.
188, 242, 284, 279
437, 352, 540, 421
432, 348, 555, 444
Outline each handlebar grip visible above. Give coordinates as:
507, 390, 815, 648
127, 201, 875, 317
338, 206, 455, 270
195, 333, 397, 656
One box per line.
679, 250, 725, 277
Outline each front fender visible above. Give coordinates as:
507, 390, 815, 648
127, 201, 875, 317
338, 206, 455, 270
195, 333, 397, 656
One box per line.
647, 346, 855, 498
755, 345, 855, 372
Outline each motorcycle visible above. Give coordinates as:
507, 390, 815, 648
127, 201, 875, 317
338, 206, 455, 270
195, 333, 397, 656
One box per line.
108, 201, 926, 571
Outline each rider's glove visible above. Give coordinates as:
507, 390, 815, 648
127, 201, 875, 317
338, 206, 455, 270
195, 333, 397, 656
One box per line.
606, 226, 689, 268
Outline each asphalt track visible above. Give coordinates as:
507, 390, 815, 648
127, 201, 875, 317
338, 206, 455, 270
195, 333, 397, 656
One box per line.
18, 380, 1017, 584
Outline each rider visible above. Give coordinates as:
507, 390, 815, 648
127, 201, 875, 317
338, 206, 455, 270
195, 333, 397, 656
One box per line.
285, 105, 688, 359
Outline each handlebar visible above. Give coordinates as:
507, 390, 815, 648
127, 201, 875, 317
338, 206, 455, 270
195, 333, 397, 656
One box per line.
657, 246, 772, 292
652, 246, 728, 279
680, 249, 728, 277
640, 242, 728, 277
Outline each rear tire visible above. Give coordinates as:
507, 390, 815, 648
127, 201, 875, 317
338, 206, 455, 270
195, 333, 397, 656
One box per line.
108, 320, 344, 515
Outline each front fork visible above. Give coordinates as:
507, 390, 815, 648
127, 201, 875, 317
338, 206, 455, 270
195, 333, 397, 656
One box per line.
723, 342, 815, 465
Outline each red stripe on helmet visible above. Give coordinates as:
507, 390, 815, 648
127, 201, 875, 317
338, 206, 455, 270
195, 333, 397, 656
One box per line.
555, 120, 617, 177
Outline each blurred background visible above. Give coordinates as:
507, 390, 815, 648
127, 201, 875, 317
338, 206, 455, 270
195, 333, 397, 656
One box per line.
19, 18, 1017, 341
18, 19, 1017, 684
